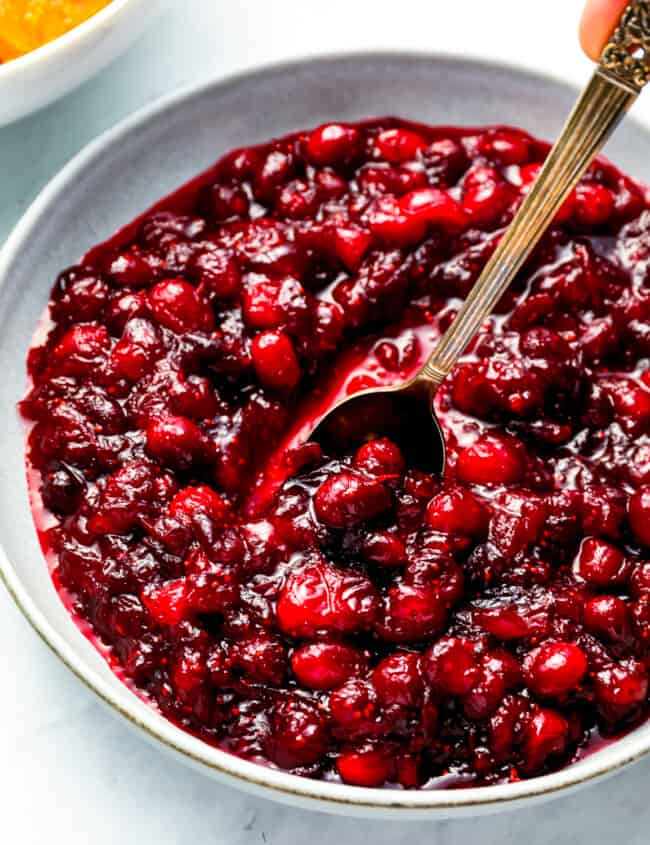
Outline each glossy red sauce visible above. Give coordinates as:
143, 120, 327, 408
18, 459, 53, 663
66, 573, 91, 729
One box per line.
20, 118, 650, 789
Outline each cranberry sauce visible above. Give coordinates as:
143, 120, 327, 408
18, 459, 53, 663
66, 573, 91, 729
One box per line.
20, 119, 650, 789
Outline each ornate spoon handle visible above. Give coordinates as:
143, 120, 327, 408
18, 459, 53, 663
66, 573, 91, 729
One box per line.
419, 0, 650, 388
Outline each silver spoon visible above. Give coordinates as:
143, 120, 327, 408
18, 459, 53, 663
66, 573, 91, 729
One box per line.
310, 1, 650, 473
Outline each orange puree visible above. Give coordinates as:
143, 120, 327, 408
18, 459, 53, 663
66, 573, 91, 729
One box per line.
0, 0, 111, 62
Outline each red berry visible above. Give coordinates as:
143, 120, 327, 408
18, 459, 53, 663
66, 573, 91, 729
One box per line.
148, 278, 214, 333
584, 595, 630, 642
142, 578, 188, 626
353, 438, 405, 477
361, 531, 406, 567
456, 433, 525, 485
375, 128, 426, 163
291, 643, 367, 691
372, 652, 423, 706
376, 581, 447, 643
337, 745, 396, 787
422, 637, 479, 696
334, 226, 373, 272
593, 660, 648, 720
573, 182, 615, 226
522, 708, 569, 773
573, 537, 626, 587
314, 471, 392, 528
306, 123, 360, 165
277, 558, 378, 637
399, 187, 467, 232
145, 414, 206, 470
265, 698, 328, 769
169, 485, 229, 524
479, 129, 531, 165
366, 195, 427, 246
426, 488, 489, 537
111, 318, 161, 381
523, 642, 587, 697
251, 330, 301, 391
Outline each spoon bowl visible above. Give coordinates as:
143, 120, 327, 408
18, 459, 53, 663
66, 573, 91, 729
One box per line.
310, 377, 446, 474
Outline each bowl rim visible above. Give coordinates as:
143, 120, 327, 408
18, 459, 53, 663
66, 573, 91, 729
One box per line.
0, 0, 135, 79
2, 49, 649, 814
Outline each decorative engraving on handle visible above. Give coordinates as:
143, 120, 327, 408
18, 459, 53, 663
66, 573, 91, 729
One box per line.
600, 0, 650, 89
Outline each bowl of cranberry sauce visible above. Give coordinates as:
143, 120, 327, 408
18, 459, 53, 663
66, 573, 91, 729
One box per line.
18, 112, 650, 795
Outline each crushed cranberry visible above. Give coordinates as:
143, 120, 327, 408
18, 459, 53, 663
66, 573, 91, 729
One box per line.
21, 119, 650, 790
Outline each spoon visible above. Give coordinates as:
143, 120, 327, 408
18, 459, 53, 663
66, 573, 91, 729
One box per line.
310, 1, 650, 473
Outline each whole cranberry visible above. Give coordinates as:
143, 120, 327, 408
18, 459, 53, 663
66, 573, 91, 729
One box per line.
462, 166, 514, 226
629, 486, 650, 546
426, 487, 489, 537
422, 137, 467, 185
230, 632, 287, 685
265, 698, 328, 769
106, 290, 149, 334
169, 485, 229, 525
400, 187, 467, 232
41, 463, 84, 516
593, 660, 648, 720
111, 318, 161, 381
276, 179, 321, 219
106, 249, 160, 288
352, 438, 405, 478
376, 581, 447, 643
375, 128, 426, 163
521, 707, 569, 773
329, 678, 378, 730
305, 123, 360, 165
276, 558, 378, 637
361, 531, 406, 567
148, 278, 214, 333
573, 537, 626, 588
456, 433, 525, 486
291, 643, 367, 691
478, 129, 531, 165
372, 652, 424, 707
87, 460, 156, 535
251, 330, 301, 391
336, 745, 396, 787
584, 595, 630, 642
366, 195, 427, 247
462, 657, 508, 721
192, 249, 242, 300
51, 324, 111, 376
573, 182, 615, 226
145, 414, 206, 470
51, 268, 109, 324
523, 642, 587, 698
314, 471, 392, 528
422, 637, 479, 696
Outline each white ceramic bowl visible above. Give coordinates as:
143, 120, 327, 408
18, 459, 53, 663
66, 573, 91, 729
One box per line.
1, 53, 650, 818
0, 0, 169, 125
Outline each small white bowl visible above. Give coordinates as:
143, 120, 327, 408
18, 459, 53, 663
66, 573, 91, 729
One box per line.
0, 0, 169, 125
1, 53, 650, 818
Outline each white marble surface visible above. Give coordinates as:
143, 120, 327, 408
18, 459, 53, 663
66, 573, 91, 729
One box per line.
3, 1, 650, 841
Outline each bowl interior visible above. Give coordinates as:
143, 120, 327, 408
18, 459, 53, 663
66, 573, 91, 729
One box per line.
2, 53, 650, 817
